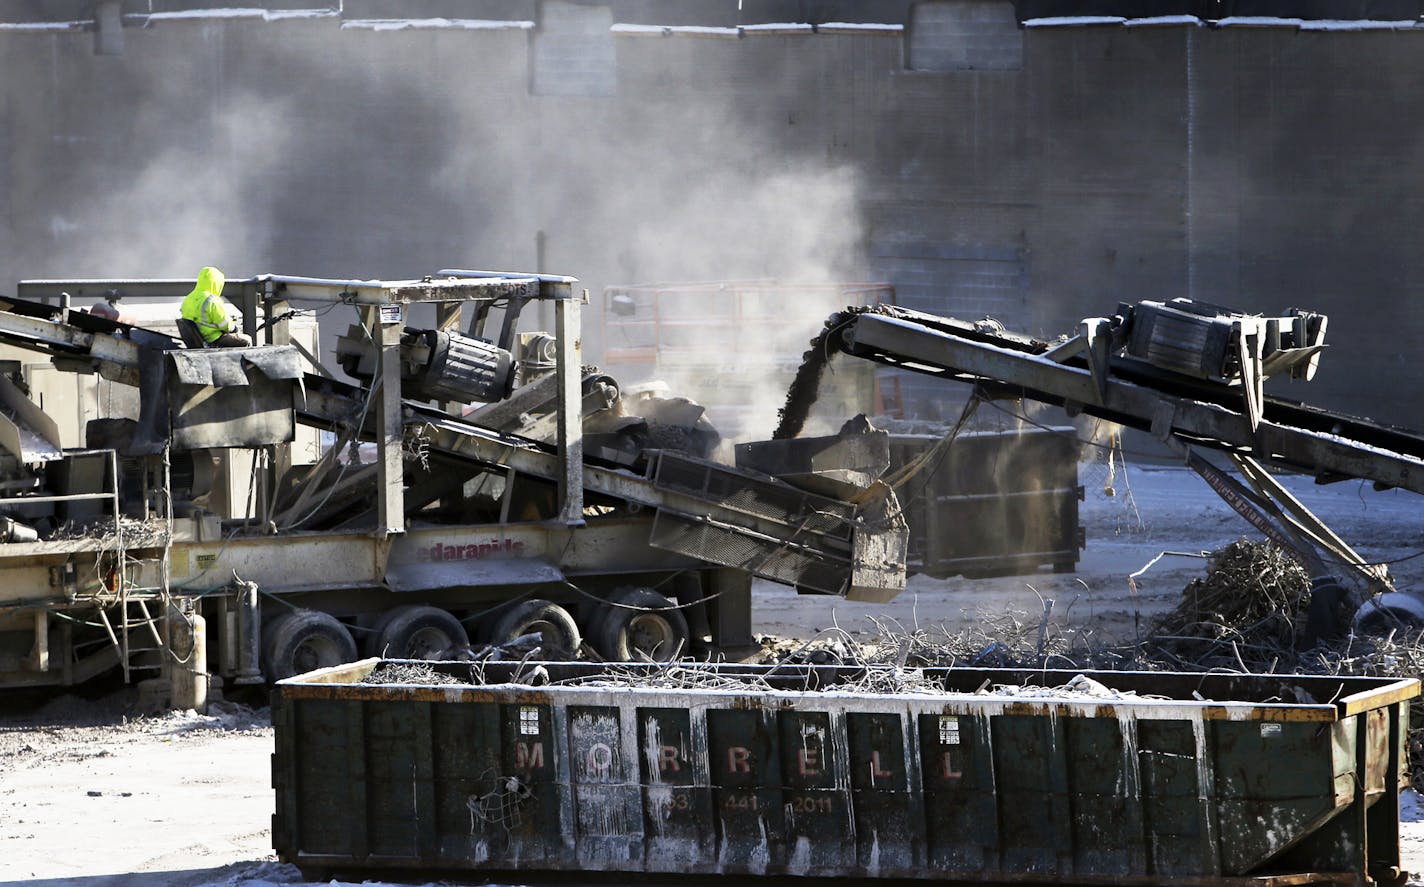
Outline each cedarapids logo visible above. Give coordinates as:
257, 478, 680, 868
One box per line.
417, 539, 527, 562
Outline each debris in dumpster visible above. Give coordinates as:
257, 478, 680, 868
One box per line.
554, 660, 778, 692
981, 673, 1163, 700
786, 536, 1424, 787
359, 657, 1166, 701
361, 658, 554, 687
360, 661, 468, 686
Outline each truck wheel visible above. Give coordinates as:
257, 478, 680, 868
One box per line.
488, 599, 581, 659
592, 587, 689, 662
368, 605, 468, 660
1353, 596, 1424, 637
262, 609, 358, 681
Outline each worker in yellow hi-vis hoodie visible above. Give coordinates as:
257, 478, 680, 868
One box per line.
179, 266, 251, 347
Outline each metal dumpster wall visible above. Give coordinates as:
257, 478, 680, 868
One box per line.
887, 429, 1083, 578
272, 663, 1415, 884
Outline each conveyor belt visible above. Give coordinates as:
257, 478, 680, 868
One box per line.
839, 306, 1424, 494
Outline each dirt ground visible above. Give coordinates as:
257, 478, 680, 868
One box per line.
4, 462, 1424, 887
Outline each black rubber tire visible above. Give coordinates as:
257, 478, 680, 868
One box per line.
1354, 601, 1424, 638
367, 605, 469, 660
592, 587, 690, 662
262, 609, 358, 682
487, 599, 582, 659
362, 606, 402, 658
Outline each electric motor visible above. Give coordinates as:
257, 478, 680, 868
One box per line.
414, 329, 516, 404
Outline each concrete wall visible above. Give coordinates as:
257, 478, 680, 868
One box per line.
1, 5, 1421, 426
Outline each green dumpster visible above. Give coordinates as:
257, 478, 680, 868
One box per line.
272, 661, 1416, 885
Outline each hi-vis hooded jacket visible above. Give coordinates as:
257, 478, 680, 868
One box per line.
179, 266, 234, 343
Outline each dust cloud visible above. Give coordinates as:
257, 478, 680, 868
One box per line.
10, 18, 874, 441
61, 91, 299, 279
436, 88, 872, 442
612, 164, 871, 442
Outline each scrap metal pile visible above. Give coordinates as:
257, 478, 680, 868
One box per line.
765, 539, 1419, 672
1148, 539, 1317, 667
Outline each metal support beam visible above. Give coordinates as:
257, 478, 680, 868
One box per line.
433, 301, 464, 417
263, 298, 294, 509
1172, 442, 1326, 573
435, 302, 461, 333
235, 581, 262, 685
555, 294, 585, 526
366, 306, 405, 538
256, 274, 573, 307
1167, 439, 1388, 596
708, 569, 754, 648
0, 310, 144, 384
1170, 443, 1367, 644
28, 609, 48, 672
238, 288, 259, 347
264, 298, 291, 347
19, 279, 194, 302
1228, 453, 1388, 586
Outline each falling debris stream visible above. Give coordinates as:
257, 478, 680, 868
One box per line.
774, 307, 871, 440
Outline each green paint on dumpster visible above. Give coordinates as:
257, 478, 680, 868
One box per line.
567, 705, 637, 864
920, 711, 996, 871
1138, 718, 1216, 876
847, 711, 921, 872
778, 709, 852, 873
430, 697, 502, 860
272, 661, 1417, 885
638, 706, 713, 866
707, 707, 784, 871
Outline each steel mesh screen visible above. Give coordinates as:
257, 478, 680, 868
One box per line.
648, 511, 847, 594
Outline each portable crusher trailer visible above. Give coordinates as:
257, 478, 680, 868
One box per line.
7, 280, 1420, 706
0, 272, 908, 706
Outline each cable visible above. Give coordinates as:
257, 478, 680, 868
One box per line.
277, 361, 383, 531
881, 391, 981, 494
871, 391, 984, 519
979, 397, 1156, 459
560, 576, 732, 613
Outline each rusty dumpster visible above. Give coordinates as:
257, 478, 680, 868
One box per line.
271, 661, 1417, 885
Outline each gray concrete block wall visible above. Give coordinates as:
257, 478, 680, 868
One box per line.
341, 0, 533, 18
1185, 28, 1424, 415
